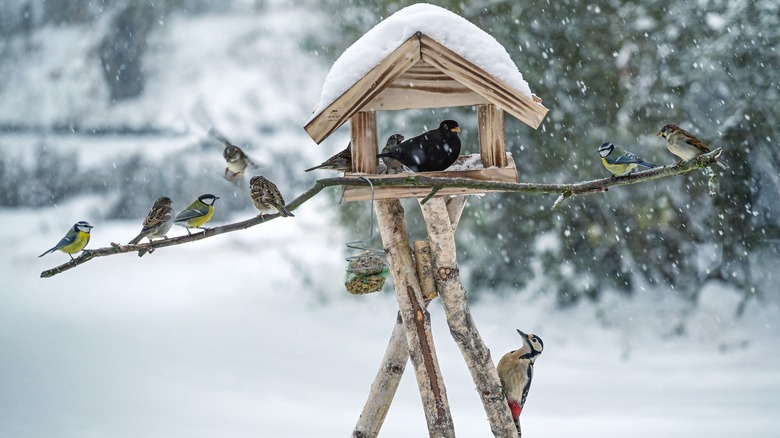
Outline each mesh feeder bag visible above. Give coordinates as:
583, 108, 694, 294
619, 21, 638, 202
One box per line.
344, 252, 388, 294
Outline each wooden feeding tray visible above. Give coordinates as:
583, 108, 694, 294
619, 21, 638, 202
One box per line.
342, 152, 518, 201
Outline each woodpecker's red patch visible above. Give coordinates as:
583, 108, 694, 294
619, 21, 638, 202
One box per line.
508, 399, 523, 420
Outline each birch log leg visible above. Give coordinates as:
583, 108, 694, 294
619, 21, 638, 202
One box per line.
352, 313, 409, 438
419, 196, 519, 438
374, 199, 455, 438
353, 200, 467, 438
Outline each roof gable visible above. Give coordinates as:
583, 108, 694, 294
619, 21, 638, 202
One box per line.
304, 4, 548, 144
305, 33, 548, 144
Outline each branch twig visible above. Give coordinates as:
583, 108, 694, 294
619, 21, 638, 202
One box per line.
40, 149, 721, 278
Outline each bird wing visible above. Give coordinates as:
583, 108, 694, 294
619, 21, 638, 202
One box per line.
143, 206, 173, 230
684, 136, 711, 153
606, 151, 643, 165
39, 230, 77, 256
174, 206, 205, 222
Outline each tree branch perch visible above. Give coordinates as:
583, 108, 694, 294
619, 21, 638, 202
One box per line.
40, 149, 722, 278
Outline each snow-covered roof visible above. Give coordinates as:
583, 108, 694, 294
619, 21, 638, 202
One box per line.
304, 4, 548, 143
310, 3, 534, 118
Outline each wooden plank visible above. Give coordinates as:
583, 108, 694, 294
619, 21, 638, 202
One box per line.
342, 152, 518, 201
419, 34, 548, 129
350, 111, 378, 174
478, 104, 507, 168
364, 61, 489, 111
304, 35, 422, 144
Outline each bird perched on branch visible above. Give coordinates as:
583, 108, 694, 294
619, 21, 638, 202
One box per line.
39, 221, 94, 260
376, 120, 461, 172
497, 329, 544, 434
250, 176, 294, 218
128, 196, 175, 244
305, 143, 352, 172
209, 128, 260, 182
174, 194, 219, 235
657, 124, 728, 169
597, 142, 656, 176
380, 133, 406, 174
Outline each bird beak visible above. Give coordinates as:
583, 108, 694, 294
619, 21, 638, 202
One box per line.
516, 329, 527, 338
656, 131, 663, 137
451, 127, 461, 133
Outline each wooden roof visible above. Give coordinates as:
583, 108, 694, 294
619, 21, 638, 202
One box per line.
304, 32, 548, 144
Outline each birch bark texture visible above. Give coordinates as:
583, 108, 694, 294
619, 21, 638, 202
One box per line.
373, 199, 456, 438
420, 196, 519, 437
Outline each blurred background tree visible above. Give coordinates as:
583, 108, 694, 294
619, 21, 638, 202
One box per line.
0, 0, 776, 312
314, 0, 780, 309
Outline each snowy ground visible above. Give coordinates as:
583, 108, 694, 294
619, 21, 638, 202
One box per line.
1, 198, 779, 437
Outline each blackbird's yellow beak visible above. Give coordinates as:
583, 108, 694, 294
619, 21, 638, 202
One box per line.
451, 127, 461, 133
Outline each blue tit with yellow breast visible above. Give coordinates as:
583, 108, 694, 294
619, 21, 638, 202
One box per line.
598, 142, 656, 176
174, 194, 219, 235
39, 221, 94, 260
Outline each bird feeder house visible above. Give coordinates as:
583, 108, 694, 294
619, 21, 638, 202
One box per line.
304, 5, 548, 201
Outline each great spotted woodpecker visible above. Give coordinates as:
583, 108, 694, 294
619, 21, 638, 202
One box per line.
497, 329, 543, 434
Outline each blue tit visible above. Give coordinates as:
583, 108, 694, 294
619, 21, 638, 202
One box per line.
39, 221, 94, 260
129, 196, 175, 244
173, 194, 219, 235
598, 142, 656, 176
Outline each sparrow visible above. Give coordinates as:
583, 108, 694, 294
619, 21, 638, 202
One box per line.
657, 124, 728, 169
173, 194, 219, 235
380, 133, 406, 174
376, 120, 461, 172
305, 143, 352, 172
597, 142, 656, 176
497, 329, 544, 434
128, 196, 175, 244
209, 128, 260, 182
39, 221, 94, 260
250, 175, 294, 218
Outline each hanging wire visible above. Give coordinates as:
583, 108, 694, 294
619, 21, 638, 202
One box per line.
345, 176, 385, 260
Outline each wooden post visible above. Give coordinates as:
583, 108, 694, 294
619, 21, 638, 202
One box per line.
374, 199, 455, 438
350, 111, 378, 174
478, 104, 507, 168
353, 313, 409, 438
419, 196, 519, 438
353, 198, 467, 438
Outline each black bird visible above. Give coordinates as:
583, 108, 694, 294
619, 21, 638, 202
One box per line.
376, 120, 461, 172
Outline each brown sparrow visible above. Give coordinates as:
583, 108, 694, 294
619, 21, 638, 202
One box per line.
128, 196, 175, 244
249, 176, 294, 217
380, 133, 406, 174
209, 128, 260, 182
305, 143, 352, 172
657, 124, 728, 169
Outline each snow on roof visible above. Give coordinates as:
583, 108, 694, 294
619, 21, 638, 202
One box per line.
309, 3, 533, 119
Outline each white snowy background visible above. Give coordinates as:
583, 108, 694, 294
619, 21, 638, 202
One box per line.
1, 1, 779, 437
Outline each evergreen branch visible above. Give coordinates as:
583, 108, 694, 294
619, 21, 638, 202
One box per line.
40, 149, 721, 278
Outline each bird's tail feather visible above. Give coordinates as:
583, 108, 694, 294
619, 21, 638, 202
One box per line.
638, 161, 656, 168
280, 206, 295, 217
128, 234, 144, 245
38, 247, 56, 257
304, 164, 325, 172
